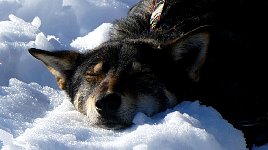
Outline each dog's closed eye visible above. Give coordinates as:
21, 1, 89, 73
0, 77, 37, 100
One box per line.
84, 62, 105, 82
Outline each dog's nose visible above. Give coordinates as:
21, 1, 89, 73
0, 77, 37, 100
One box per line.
95, 93, 122, 112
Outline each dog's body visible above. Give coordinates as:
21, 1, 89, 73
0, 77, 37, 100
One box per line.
29, 0, 268, 148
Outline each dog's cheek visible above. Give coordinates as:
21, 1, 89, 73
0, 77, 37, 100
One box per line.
137, 95, 160, 116
117, 96, 138, 123
72, 84, 99, 120
73, 93, 84, 114
85, 95, 97, 115
85, 95, 102, 124
164, 89, 177, 108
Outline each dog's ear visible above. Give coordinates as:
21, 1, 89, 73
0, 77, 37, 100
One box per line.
28, 48, 81, 90
162, 25, 211, 82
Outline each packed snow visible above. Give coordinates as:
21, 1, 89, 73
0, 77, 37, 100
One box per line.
0, 0, 267, 150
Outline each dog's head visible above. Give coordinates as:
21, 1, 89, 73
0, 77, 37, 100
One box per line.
28, 26, 210, 129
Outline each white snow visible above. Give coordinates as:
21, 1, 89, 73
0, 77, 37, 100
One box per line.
70, 23, 113, 52
0, 0, 267, 150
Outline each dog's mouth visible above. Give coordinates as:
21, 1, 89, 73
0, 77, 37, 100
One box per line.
95, 119, 131, 130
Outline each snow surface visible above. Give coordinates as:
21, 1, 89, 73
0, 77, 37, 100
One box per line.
0, 0, 267, 150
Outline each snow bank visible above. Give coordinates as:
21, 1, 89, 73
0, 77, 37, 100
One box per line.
71, 23, 113, 52
0, 15, 59, 88
0, 79, 246, 150
1, 0, 139, 44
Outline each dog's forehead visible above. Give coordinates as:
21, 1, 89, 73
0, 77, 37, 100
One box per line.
84, 41, 154, 67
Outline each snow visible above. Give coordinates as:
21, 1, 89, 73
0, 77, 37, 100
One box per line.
70, 23, 113, 52
0, 0, 267, 150
0, 79, 246, 150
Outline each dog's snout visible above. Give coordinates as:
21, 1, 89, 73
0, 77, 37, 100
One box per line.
95, 93, 122, 112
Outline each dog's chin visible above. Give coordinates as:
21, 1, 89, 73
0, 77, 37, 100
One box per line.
95, 120, 131, 130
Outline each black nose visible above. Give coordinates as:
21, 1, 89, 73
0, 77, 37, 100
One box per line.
95, 93, 122, 112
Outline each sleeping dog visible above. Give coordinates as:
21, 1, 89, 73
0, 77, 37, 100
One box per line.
29, 0, 268, 148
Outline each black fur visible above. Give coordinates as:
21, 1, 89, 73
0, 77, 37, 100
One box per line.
111, 1, 268, 147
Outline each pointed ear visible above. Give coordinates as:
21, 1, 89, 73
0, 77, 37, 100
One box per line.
162, 25, 211, 82
28, 48, 81, 90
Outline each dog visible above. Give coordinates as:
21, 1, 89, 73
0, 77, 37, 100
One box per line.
28, 0, 268, 148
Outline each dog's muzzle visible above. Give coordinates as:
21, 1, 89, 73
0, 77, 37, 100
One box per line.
95, 93, 122, 116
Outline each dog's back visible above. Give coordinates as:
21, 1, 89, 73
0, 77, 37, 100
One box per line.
113, 0, 268, 147
113, 0, 268, 40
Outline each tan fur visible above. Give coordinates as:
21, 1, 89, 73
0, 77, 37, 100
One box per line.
93, 62, 103, 74
47, 66, 66, 89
